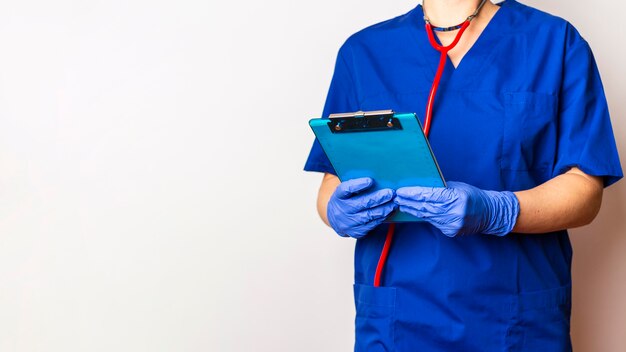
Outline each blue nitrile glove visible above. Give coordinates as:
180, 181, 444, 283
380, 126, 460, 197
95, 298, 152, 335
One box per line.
394, 181, 520, 237
327, 177, 397, 239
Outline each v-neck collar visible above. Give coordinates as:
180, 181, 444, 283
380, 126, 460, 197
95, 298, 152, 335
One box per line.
407, 0, 512, 88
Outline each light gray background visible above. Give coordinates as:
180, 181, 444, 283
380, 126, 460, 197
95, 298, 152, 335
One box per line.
0, 0, 623, 351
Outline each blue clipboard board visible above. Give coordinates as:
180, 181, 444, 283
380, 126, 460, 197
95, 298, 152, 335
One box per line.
309, 110, 446, 222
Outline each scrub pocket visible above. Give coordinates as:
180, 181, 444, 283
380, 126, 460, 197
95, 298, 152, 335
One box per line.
502, 92, 558, 187
354, 284, 396, 352
505, 284, 572, 352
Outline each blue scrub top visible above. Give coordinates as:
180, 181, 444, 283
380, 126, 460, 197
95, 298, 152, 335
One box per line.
305, 1, 622, 351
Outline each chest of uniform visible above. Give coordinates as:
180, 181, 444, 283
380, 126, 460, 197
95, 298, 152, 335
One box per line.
359, 88, 557, 189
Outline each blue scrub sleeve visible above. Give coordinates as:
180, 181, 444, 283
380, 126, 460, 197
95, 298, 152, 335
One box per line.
553, 28, 623, 187
304, 45, 360, 175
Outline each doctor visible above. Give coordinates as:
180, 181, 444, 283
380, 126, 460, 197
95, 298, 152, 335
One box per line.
305, 0, 622, 351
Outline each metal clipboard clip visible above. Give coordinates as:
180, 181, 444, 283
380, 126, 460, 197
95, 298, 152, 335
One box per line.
328, 110, 402, 133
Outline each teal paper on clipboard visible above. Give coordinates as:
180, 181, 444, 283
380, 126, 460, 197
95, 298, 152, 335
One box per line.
309, 110, 446, 222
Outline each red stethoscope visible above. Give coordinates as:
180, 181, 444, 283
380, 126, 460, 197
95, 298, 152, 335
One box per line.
373, 0, 488, 287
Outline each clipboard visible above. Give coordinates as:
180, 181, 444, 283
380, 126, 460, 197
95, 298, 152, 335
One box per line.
309, 110, 446, 222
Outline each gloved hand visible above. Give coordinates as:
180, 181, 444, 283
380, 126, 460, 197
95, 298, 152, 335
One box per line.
394, 181, 520, 237
327, 177, 397, 239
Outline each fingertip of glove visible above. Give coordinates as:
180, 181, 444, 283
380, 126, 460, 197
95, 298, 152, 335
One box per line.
360, 178, 377, 192
385, 200, 398, 212
395, 187, 411, 198
397, 186, 433, 198
355, 176, 374, 185
337, 177, 374, 198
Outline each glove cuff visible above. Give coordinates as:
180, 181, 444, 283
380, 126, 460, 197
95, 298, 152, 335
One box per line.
484, 190, 520, 236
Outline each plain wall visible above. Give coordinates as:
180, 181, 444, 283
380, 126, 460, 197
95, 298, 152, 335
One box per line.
0, 0, 623, 351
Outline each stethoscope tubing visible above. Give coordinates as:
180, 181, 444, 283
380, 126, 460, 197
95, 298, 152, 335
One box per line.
373, 20, 471, 288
